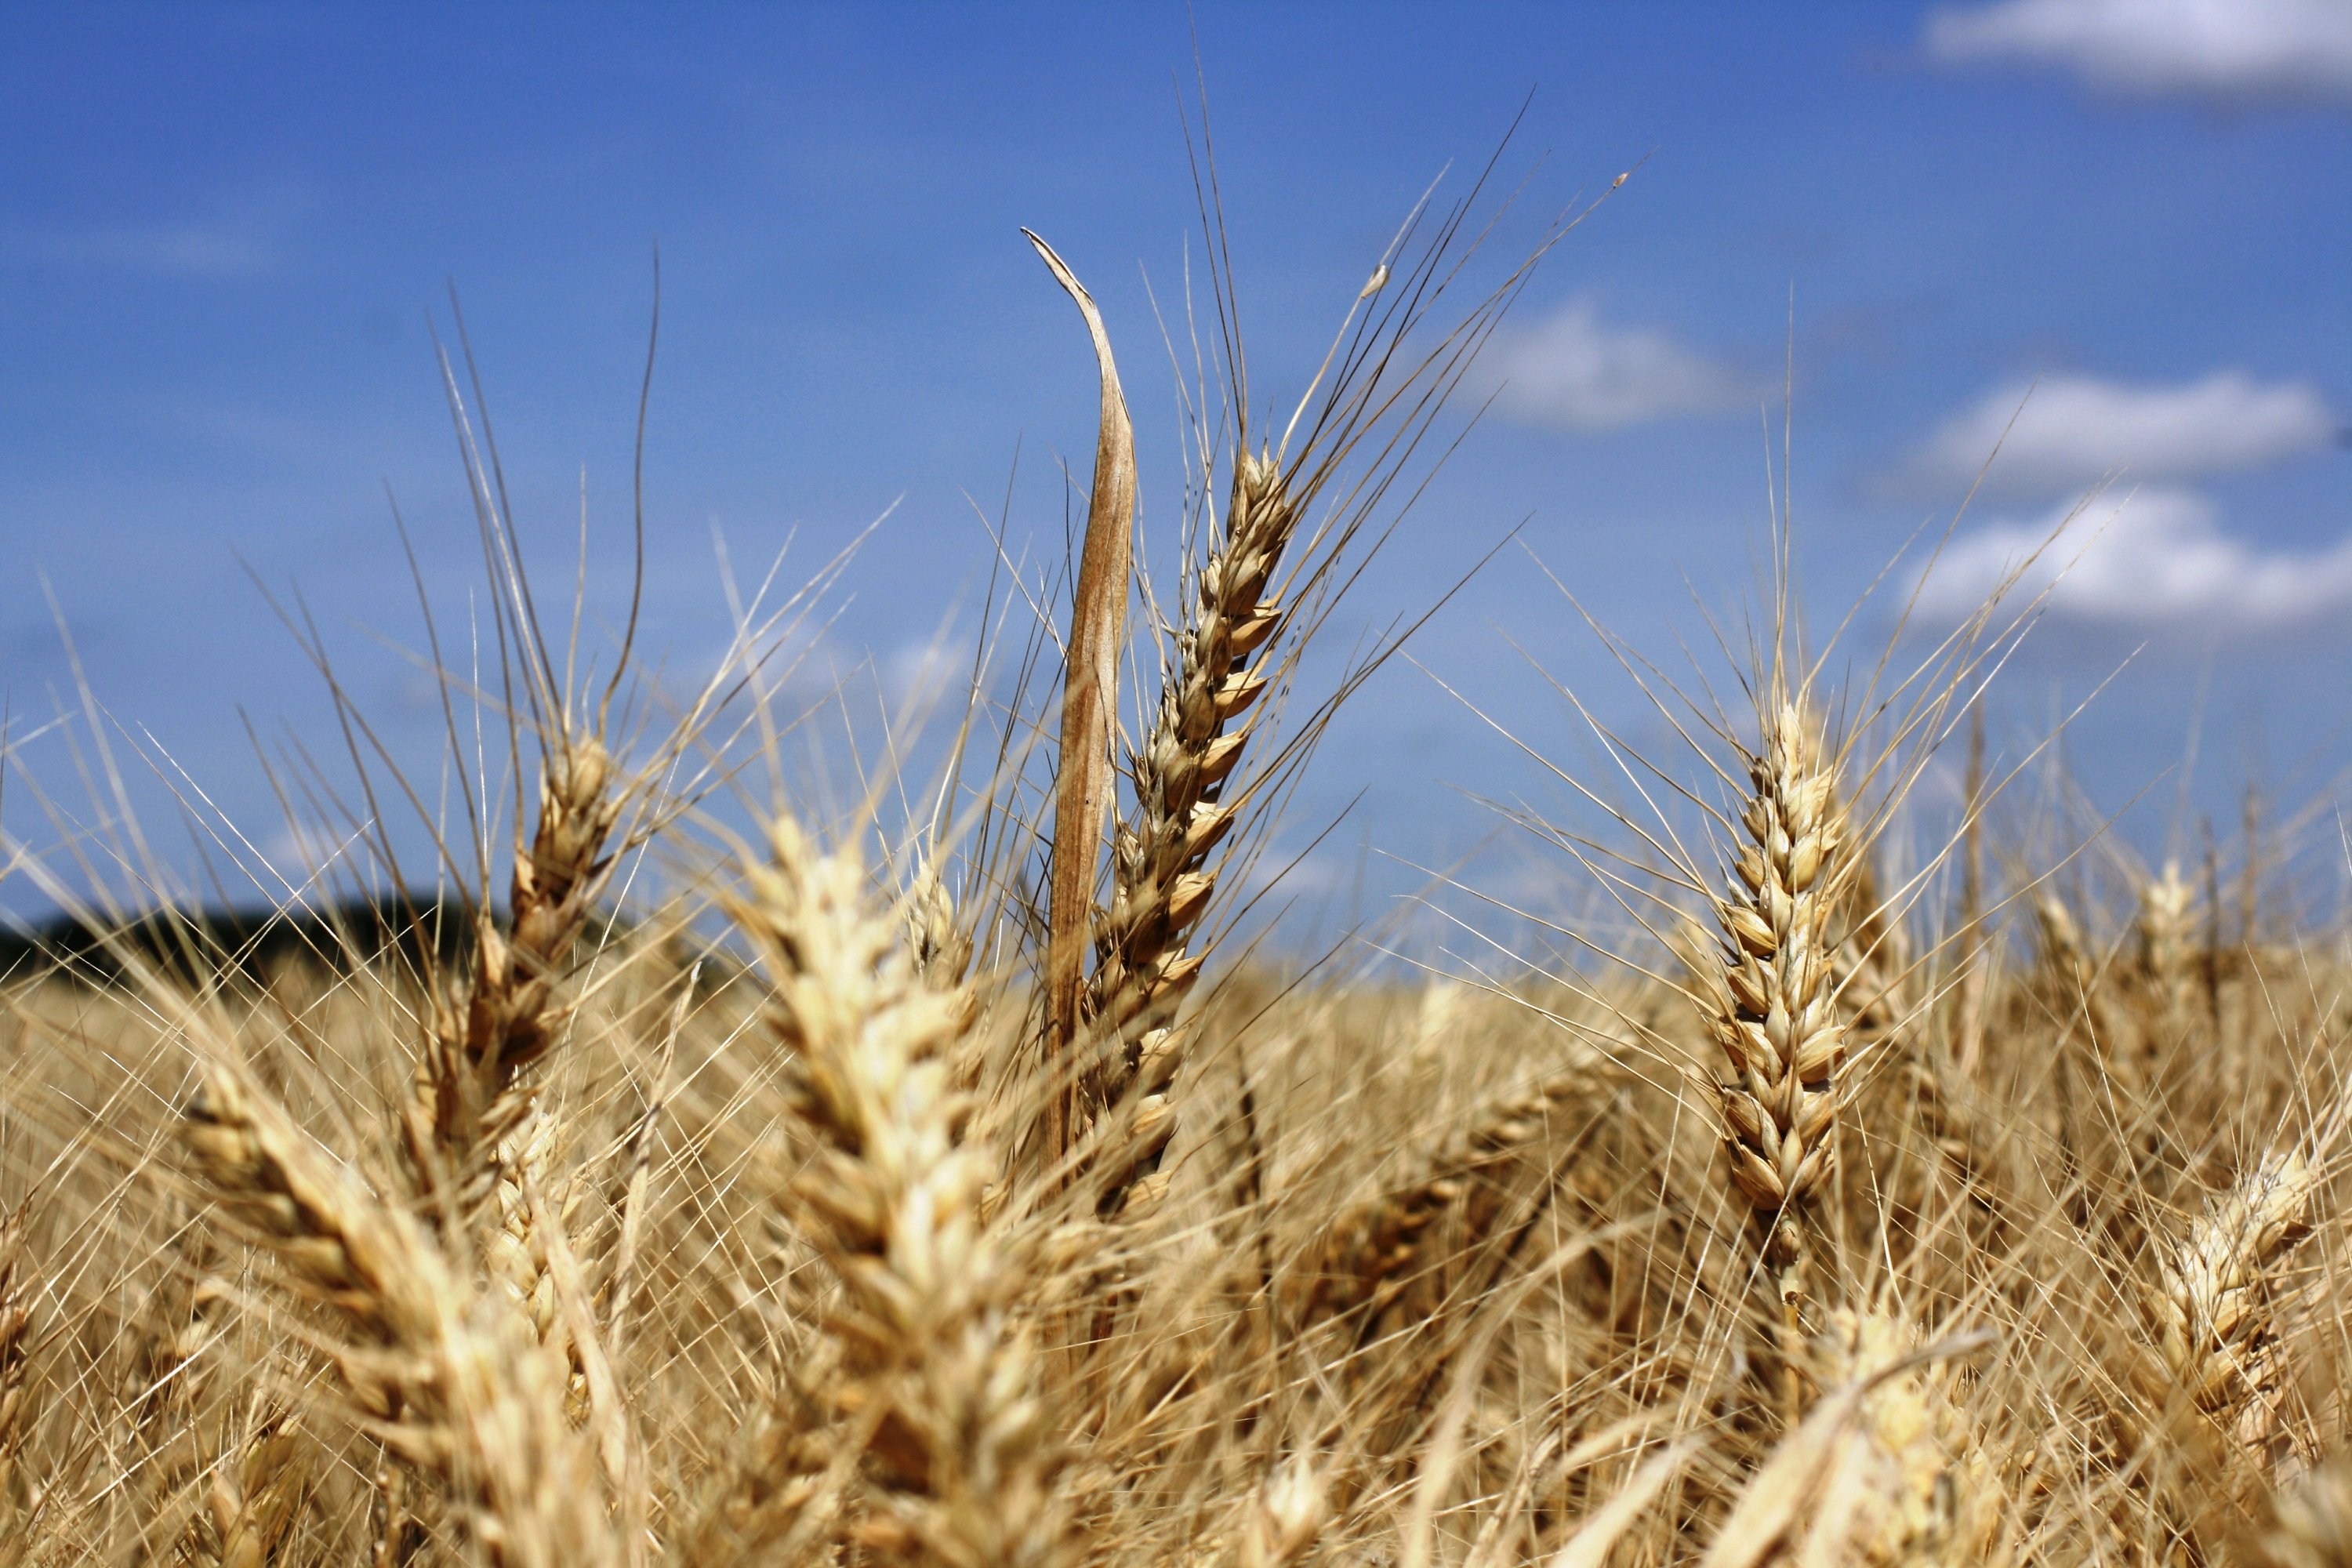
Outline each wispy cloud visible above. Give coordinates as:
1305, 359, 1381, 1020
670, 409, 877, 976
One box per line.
5, 222, 276, 278
1927, 0, 2352, 104
1898, 372, 2339, 498
1490, 296, 1759, 432
1915, 484, 2352, 627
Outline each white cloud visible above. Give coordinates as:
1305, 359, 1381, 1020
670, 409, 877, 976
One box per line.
1491, 297, 1756, 431
1913, 483, 2352, 626
1903, 372, 2338, 497
1927, 0, 2352, 103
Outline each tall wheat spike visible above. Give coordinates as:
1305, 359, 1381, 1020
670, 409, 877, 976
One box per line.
1083, 449, 1294, 1218
2136, 859, 2195, 1021
730, 813, 1068, 1568
405, 731, 622, 1204
1693, 702, 1852, 1292
199, 1396, 304, 1568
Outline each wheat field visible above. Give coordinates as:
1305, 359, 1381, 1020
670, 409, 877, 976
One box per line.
3, 166, 2350, 1568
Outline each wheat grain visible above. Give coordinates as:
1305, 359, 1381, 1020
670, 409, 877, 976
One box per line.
201, 1396, 303, 1568
1802, 1309, 1997, 1566
2136, 860, 2195, 1022
2268, 1457, 2352, 1568
1294, 1069, 1593, 1333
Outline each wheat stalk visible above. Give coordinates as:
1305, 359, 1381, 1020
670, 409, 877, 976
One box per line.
731, 812, 1069, 1568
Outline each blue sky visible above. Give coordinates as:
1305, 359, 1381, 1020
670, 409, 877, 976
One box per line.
3, 2, 2349, 931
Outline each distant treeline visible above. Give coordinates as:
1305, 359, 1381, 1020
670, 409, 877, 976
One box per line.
0, 895, 481, 986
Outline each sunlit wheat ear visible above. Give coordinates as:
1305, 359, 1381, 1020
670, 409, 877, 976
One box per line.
1236, 1456, 1329, 1568
1703, 1323, 1992, 1568
1083, 449, 1294, 1220
731, 813, 1069, 1568
677, 1367, 837, 1564
2136, 860, 2195, 1021
406, 731, 622, 1208
198, 1395, 303, 1568
180, 1062, 622, 1568
183, 1066, 443, 1397
2267, 1458, 2352, 1568
1292, 1069, 1592, 1334
1802, 1309, 1999, 1566
1693, 701, 1852, 1279
0, 1206, 31, 1541
2148, 1148, 2320, 1464
2032, 891, 2106, 1027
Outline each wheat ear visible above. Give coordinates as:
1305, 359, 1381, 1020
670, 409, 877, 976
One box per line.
1704, 1323, 1994, 1568
2149, 1149, 2319, 1459
1696, 702, 1853, 1256
1802, 1309, 1998, 1565
183, 1062, 622, 1568
406, 731, 621, 1203
1686, 699, 1861, 1425
0, 1205, 31, 1544
1294, 1070, 1590, 1330
1080, 451, 1294, 1220
2136, 859, 2195, 1020
403, 731, 620, 1417
2268, 1457, 2352, 1568
201, 1395, 303, 1568
732, 813, 1068, 1568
